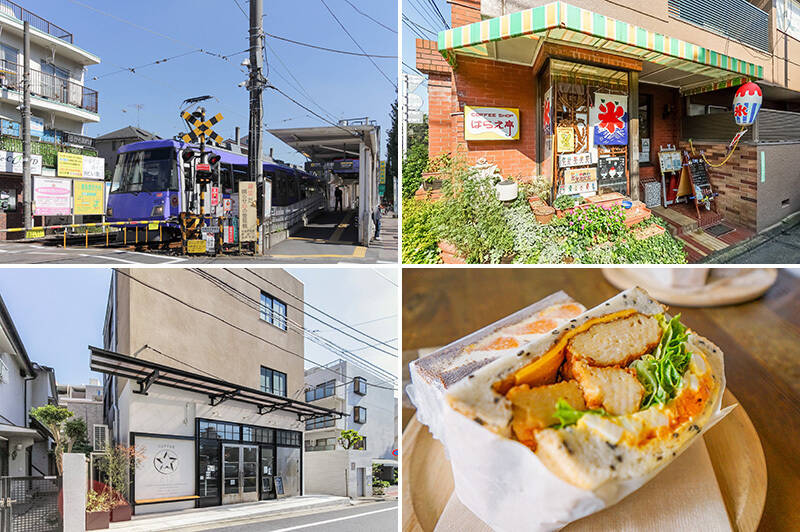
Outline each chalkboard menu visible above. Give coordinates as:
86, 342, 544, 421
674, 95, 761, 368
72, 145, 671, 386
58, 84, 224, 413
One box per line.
687, 158, 710, 187
275, 476, 284, 496
597, 155, 627, 194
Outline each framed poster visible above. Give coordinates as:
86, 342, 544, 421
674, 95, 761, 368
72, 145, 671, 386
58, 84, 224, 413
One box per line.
464, 106, 520, 140
658, 150, 682, 173
556, 127, 575, 153
73, 180, 104, 215
33, 177, 72, 216
591, 93, 628, 146
563, 167, 596, 184
82, 156, 105, 180
133, 435, 195, 502
597, 155, 627, 193
57, 152, 83, 177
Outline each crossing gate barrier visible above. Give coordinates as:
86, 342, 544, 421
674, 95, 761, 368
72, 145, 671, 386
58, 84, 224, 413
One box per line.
0, 476, 62, 532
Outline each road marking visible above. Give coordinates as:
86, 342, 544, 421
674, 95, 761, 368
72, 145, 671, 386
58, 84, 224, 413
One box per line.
78, 254, 139, 264
270, 245, 367, 260
269, 506, 396, 532
352, 246, 367, 258
330, 211, 354, 242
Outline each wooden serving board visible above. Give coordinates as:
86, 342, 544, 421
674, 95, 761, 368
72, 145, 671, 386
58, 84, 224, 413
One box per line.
402, 389, 766, 532
602, 268, 777, 308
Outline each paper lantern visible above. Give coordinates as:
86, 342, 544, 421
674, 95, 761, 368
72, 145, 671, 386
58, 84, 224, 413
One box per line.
732, 82, 762, 126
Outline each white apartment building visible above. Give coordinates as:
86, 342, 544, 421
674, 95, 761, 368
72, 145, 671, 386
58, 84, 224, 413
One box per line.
303, 359, 398, 497
57, 379, 105, 451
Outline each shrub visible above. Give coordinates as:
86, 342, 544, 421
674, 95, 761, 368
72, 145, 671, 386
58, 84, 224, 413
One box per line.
552, 194, 583, 210
402, 143, 429, 199
402, 198, 442, 264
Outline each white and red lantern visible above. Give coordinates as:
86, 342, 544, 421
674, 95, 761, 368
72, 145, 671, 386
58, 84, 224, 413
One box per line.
732, 82, 762, 126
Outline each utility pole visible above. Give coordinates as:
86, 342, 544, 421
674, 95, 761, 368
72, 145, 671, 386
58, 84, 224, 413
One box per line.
248, 0, 267, 253
22, 22, 31, 230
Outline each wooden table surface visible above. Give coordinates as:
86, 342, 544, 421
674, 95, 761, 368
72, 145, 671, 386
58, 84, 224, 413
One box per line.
402, 268, 800, 532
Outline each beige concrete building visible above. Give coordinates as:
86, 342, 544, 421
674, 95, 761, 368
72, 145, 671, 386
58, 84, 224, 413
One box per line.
94, 269, 345, 514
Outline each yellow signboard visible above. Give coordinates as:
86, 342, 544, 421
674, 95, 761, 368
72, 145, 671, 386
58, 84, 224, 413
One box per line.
25, 229, 45, 239
187, 239, 207, 253
148, 222, 159, 230
57, 152, 83, 178
464, 106, 520, 141
73, 180, 104, 215
556, 127, 575, 153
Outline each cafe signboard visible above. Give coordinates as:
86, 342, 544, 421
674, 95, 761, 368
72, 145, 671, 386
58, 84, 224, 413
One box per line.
464, 106, 519, 141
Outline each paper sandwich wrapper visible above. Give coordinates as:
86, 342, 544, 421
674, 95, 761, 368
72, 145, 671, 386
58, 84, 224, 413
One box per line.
407, 288, 733, 532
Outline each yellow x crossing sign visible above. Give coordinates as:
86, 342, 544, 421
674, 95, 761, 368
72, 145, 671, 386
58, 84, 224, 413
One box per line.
181, 111, 224, 144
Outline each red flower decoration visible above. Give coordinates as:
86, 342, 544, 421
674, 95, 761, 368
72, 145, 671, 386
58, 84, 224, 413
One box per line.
597, 101, 625, 133
734, 104, 747, 117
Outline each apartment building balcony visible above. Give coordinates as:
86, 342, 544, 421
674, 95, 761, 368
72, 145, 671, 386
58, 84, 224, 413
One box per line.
668, 0, 770, 52
0, 60, 99, 122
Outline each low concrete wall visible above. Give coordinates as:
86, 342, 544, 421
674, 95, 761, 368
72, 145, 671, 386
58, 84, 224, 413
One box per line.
303, 450, 373, 497
63, 453, 87, 532
757, 142, 800, 231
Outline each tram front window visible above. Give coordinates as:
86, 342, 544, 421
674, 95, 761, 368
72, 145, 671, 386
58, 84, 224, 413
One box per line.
111, 148, 179, 193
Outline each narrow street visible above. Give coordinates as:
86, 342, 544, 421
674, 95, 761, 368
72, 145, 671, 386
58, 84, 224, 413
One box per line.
201, 501, 397, 532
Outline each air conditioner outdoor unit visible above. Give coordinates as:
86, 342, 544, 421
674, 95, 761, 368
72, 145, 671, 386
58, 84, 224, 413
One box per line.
93, 424, 108, 452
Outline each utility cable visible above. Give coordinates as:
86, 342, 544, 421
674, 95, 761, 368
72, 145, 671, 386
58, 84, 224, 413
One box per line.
342, 0, 397, 34
265, 33, 396, 58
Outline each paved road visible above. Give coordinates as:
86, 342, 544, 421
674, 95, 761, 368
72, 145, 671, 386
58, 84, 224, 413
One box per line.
0, 212, 398, 264
202, 500, 397, 532
705, 213, 800, 263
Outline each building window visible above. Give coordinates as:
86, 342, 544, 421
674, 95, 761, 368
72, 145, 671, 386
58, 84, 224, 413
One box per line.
198, 420, 240, 441
260, 366, 287, 397
276, 429, 301, 446
305, 415, 335, 430
354, 406, 367, 424
306, 380, 336, 402
306, 437, 336, 452
260, 292, 287, 331
354, 376, 367, 396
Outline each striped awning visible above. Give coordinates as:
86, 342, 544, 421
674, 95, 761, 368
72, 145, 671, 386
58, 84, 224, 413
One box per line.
438, 1, 763, 95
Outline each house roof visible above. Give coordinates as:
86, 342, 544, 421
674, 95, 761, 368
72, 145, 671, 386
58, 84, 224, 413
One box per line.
95, 126, 161, 142
0, 293, 34, 376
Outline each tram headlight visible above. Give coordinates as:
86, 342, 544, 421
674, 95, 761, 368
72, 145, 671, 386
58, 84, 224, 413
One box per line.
151, 205, 164, 217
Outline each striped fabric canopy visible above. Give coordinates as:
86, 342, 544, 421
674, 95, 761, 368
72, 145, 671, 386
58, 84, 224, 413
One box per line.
438, 1, 763, 95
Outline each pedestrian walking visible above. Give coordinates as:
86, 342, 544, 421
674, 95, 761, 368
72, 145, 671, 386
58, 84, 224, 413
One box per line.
334, 186, 343, 212
373, 202, 382, 241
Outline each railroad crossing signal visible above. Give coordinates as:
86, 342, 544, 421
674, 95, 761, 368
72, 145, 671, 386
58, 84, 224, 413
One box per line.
181, 110, 224, 144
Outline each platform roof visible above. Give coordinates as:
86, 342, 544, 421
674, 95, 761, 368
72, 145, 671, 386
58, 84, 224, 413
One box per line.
89, 346, 348, 421
438, 1, 763, 95
268, 124, 379, 162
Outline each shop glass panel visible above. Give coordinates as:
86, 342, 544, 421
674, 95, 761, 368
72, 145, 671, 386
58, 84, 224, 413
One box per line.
243, 446, 258, 493
223, 447, 240, 494
276, 446, 301, 497
198, 440, 220, 499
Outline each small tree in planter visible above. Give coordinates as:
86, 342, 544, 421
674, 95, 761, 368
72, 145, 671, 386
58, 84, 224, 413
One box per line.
30, 405, 74, 475
97, 444, 144, 522
372, 464, 389, 496
86, 489, 113, 530
64, 418, 93, 456
337, 429, 364, 450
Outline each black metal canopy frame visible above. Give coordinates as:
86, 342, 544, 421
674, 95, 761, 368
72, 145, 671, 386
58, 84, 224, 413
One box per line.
88, 346, 347, 422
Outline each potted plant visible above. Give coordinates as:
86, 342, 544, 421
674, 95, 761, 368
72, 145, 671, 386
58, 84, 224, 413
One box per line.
97, 444, 143, 523
86, 489, 112, 530
421, 153, 452, 190
527, 176, 551, 209
553, 194, 584, 217
532, 204, 555, 224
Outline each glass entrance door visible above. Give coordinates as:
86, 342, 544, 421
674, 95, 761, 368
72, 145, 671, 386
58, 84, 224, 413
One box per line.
222, 444, 259, 505
260, 446, 276, 500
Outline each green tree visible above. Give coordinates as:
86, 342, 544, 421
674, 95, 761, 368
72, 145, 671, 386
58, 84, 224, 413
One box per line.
30, 405, 74, 475
337, 429, 364, 450
97, 444, 144, 507
64, 418, 93, 456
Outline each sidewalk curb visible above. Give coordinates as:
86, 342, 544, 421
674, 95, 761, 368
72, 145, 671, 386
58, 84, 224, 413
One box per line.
109, 498, 351, 532
701, 211, 800, 263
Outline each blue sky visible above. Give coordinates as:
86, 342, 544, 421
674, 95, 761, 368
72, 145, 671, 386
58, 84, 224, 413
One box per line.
25, 0, 398, 164
402, 0, 450, 114
0, 268, 397, 389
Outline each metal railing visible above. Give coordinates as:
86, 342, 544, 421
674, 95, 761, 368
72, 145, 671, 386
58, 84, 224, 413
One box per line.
0, 60, 98, 113
268, 194, 325, 234
668, 0, 770, 52
0, 0, 73, 43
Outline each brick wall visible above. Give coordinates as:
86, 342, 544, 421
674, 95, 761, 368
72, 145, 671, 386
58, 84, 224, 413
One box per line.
449, 0, 481, 26
0, 176, 24, 241
639, 84, 681, 182
678, 141, 758, 229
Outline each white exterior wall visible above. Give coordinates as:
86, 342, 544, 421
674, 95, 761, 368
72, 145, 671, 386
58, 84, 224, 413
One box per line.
303, 450, 373, 497
0, 350, 26, 427
123, 380, 303, 514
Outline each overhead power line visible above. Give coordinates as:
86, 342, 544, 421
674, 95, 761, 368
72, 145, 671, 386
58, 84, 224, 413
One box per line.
266, 33, 396, 58
268, 84, 361, 139
342, 0, 397, 34
245, 269, 399, 355
319, 0, 397, 90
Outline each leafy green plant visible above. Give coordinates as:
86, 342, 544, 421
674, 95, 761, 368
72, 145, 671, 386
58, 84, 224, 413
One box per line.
424, 152, 452, 173
402, 143, 429, 199
528, 175, 552, 204
97, 444, 144, 506
30, 405, 74, 475
64, 418, 93, 456
338, 429, 364, 450
552, 194, 583, 210
401, 198, 442, 264
631, 314, 692, 409
86, 489, 113, 513
564, 204, 626, 242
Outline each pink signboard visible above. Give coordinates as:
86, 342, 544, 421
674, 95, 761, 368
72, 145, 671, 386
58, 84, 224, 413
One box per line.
33, 177, 72, 216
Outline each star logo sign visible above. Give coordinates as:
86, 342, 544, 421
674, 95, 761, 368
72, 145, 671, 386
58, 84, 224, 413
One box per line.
153, 450, 178, 475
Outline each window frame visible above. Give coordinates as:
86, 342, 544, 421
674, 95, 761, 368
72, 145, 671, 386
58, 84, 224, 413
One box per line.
354, 376, 367, 396
354, 406, 367, 424
260, 366, 287, 397
306, 379, 337, 402
260, 291, 288, 331
638, 93, 654, 167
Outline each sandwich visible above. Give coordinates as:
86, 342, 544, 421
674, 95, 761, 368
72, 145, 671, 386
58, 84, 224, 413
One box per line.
445, 287, 724, 491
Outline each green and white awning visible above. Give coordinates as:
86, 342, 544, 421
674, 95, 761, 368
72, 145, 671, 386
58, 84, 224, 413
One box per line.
438, 1, 763, 95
